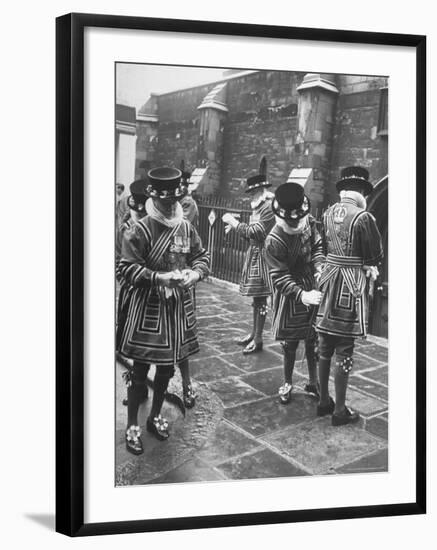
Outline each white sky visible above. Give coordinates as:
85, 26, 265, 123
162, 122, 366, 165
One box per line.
116, 63, 228, 110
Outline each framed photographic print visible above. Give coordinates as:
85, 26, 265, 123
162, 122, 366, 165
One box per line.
56, 12, 426, 536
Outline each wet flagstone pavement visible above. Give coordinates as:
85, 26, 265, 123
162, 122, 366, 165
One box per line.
115, 280, 388, 485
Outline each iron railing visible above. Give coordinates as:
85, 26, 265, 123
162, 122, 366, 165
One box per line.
196, 195, 252, 285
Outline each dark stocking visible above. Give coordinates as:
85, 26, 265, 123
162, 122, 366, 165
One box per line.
334, 363, 349, 415
282, 340, 298, 384
305, 337, 318, 386
149, 365, 175, 420
318, 357, 332, 407
253, 297, 267, 345
179, 359, 191, 390
127, 362, 150, 428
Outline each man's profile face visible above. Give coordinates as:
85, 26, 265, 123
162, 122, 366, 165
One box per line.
116, 184, 124, 197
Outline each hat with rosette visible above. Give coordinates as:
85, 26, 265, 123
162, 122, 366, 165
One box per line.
335, 166, 374, 196
271, 182, 311, 221
244, 156, 272, 193
146, 166, 188, 199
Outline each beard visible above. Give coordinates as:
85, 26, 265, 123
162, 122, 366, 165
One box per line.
276, 215, 308, 234
154, 198, 178, 218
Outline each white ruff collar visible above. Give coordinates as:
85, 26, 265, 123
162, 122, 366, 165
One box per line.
145, 198, 183, 228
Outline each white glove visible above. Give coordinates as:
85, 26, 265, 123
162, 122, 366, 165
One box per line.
301, 290, 322, 307
363, 265, 379, 281
222, 212, 239, 228
179, 269, 200, 289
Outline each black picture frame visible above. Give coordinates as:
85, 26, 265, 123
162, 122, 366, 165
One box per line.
56, 12, 426, 537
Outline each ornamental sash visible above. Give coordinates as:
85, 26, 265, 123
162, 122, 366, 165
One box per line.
319, 210, 366, 299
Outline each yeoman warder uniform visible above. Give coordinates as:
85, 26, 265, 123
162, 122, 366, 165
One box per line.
117, 167, 210, 454
265, 182, 325, 404
222, 158, 275, 354
316, 166, 383, 426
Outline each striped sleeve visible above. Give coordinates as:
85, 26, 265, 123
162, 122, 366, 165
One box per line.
265, 231, 304, 302
236, 200, 275, 243
187, 225, 210, 280
117, 223, 158, 288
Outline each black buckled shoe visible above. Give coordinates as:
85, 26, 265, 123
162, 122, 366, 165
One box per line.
331, 406, 360, 426
183, 384, 197, 409
235, 333, 254, 346
146, 415, 170, 441
125, 425, 144, 455
316, 396, 335, 417
242, 340, 263, 354
304, 383, 320, 398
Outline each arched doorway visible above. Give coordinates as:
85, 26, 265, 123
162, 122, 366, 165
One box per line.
367, 176, 388, 338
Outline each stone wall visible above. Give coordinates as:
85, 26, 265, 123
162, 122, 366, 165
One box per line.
155, 82, 219, 172
223, 71, 304, 194
328, 75, 388, 203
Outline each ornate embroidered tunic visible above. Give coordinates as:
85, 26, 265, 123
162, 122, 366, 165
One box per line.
316, 197, 383, 338
116, 216, 210, 365
265, 216, 324, 341
236, 197, 275, 297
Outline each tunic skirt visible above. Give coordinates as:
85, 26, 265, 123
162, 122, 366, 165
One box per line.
237, 198, 275, 297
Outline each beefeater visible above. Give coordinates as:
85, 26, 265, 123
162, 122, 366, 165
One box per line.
316, 166, 384, 426
222, 157, 275, 354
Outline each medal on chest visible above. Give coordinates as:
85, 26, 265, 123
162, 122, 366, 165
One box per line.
165, 234, 190, 271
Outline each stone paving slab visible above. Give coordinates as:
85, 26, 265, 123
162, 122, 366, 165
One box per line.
365, 414, 388, 440
219, 349, 283, 374
189, 355, 245, 382
148, 457, 226, 485
196, 420, 262, 465
263, 417, 386, 475
208, 377, 266, 408
216, 448, 308, 480
224, 393, 320, 437
335, 448, 389, 474
349, 374, 388, 402
359, 365, 388, 385
358, 343, 389, 363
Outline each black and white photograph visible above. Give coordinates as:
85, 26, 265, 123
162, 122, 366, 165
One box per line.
114, 63, 389, 486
